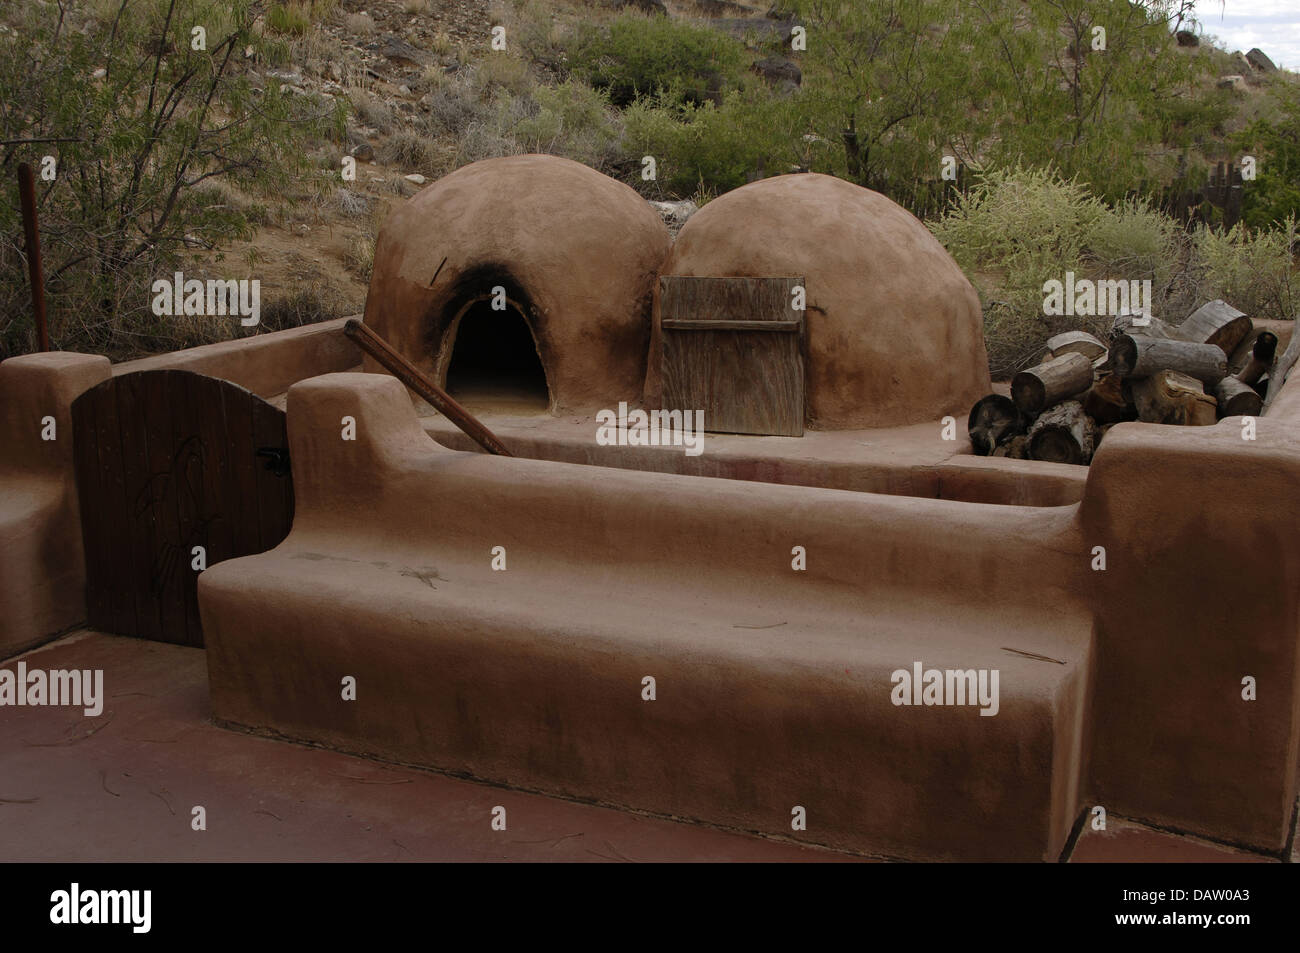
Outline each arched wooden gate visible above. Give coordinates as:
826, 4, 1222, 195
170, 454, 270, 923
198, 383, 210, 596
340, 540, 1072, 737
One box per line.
71, 370, 293, 647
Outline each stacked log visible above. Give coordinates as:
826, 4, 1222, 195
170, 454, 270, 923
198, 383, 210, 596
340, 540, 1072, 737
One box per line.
1026, 400, 1095, 464
1128, 370, 1219, 425
1011, 352, 1094, 415
967, 394, 1026, 456
1109, 335, 1227, 384
966, 299, 1280, 465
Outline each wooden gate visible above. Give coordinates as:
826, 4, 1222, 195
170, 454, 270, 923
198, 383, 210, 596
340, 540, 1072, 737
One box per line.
71, 370, 293, 647
659, 276, 805, 437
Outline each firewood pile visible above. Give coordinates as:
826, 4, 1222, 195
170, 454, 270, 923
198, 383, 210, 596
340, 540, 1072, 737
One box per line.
967, 300, 1295, 465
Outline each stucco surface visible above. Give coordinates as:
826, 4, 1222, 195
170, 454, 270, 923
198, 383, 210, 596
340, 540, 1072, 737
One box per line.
0, 352, 111, 657
201, 372, 1093, 861
113, 317, 360, 398
1080, 402, 1300, 851
362, 155, 671, 414
654, 174, 992, 429
195, 366, 1300, 858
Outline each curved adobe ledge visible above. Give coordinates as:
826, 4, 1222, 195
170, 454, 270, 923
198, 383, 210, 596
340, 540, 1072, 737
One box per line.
201, 372, 1094, 860
199, 367, 1300, 857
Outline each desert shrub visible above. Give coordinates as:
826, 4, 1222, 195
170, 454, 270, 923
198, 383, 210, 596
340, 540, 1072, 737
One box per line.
932, 167, 1107, 282
454, 94, 537, 164
1083, 198, 1181, 300
189, 180, 272, 228
422, 69, 494, 136
344, 12, 375, 35
266, 2, 312, 36
931, 167, 1187, 375
510, 0, 573, 73
567, 13, 748, 107
513, 80, 624, 171
476, 53, 536, 98
1192, 219, 1298, 321
257, 283, 357, 333
0, 0, 342, 359
622, 92, 801, 196
343, 232, 376, 281
1234, 82, 1300, 229
378, 130, 439, 175
350, 89, 396, 134
934, 166, 1299, 374
334, 188, 370, 217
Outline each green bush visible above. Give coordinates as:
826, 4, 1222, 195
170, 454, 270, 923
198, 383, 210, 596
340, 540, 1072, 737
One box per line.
1192, 219, 1298, 321
378, 130, 439, 176
1235, 83, 1300, 229
931, 167, 1109, 286
932, 166, 1298, 374
265, 2, 312, 36
931, 167, 1187, 375
1083, 198, 1180, 301
567, 13, 749, 107
513, 80, 625, 171
622, 92, 802, 196
0, 0, 342, 358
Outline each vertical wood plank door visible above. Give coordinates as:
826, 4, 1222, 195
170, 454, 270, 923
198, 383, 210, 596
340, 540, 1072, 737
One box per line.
659, 276, 805, 437
71, 370, 294, 647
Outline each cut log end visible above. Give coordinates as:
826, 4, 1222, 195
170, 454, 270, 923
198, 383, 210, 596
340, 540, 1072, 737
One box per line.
1215, 376, 1263, 418
967, 393, 1024, 456
1027, 399, 1095, 465
1252, 331, 1279, 364
1178, 300, 1251, 355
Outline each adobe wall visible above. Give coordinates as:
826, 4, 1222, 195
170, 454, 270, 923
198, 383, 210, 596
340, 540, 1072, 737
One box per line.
113, 317, 360, 398
200, 372, 1094, 860
0, 352, 111, 657
1081, 391, 1300, 850
197, 363, 1300, 857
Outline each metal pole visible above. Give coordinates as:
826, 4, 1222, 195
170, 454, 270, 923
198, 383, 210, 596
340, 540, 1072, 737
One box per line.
344, 318, 513, 457
17, 162, 50, 352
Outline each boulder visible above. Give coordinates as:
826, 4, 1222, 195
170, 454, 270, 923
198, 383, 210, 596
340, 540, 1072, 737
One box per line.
1175, 30, 1199, 47
712, 18, 797, 46
751, 56, 801, 89
379, 36, 429, 68
1246, 48, 1277, 72
647, 199, 698, 236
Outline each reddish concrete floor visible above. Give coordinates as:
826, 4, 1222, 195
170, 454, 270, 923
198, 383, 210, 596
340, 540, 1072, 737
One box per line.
0, 632, 849, 862
1, 631, 1289, 862
1069, 817, 1280, 863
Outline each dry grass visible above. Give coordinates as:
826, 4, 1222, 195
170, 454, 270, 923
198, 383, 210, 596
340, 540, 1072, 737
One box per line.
350, 89, 395, 134
343, 232, 376, 281
378, 130, 439, 175
344, 12, 375, 36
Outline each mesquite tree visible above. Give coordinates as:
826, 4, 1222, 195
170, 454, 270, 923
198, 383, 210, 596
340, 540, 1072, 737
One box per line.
0, 0, 344, 357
